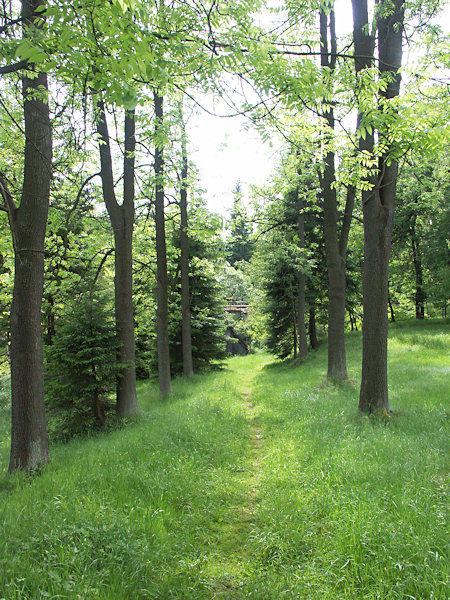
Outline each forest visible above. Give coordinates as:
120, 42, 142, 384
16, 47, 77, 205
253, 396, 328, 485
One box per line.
0, 0, 448, 598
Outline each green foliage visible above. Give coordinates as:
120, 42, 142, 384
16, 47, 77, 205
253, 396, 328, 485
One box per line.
217, 261, 252, 303
263, 242, 300, 359
0, 245, 13, 356
44, 287, 121, 441
135, 201, 227, 378
243, 305, 269, 350
226, 183, 254, 266
218, 261, 268, 350
251, 154, 328, 358
226, 302, 268, 352
169, 203, 228, 373
133, 260, 157, 380
0, 375, 10, 410
170, 256, 227, 374
391, 150, 449, 318
42, 217, 115, 364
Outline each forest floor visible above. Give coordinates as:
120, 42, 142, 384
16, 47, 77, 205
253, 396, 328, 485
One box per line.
0, 320, 448, 599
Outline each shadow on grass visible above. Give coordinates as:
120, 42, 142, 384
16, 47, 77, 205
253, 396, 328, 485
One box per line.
317, 377, 358, 390
261, 354, 315, 373
389, 317, 449, 330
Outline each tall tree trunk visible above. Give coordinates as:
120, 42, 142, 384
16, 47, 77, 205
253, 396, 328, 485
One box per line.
319, 5, 354, 379
92, 364, 106, 427
293, 312, 298, 359
410, 219, 425, 319
348, 309, 355, 331
45, 293, 56, 345
388, 294, 396, 323
179, 103, 193, 377
289, 288, 298, 359
297, 183, 308, 359
116, 111, 138, 413
359, 184, 393, 412
352, 0, 404, 413
5, 0, 52, 472
309, 306, 319, 349
96, 104, 138, 416
154, 92, 172, 395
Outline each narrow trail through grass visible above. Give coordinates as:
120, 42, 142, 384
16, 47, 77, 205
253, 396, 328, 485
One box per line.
241, 360, 266, 516
243, 390, 263, 516
0, 321, 448, 599
200, 354, 269, 598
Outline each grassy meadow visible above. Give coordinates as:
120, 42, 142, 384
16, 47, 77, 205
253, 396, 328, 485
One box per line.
0, 320, 448, 599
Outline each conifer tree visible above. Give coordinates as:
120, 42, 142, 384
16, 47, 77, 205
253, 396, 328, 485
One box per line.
45, 286, 120, 439
226, 183, 253, 266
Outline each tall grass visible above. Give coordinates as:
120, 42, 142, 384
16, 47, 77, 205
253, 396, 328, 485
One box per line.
0, 322, 447, 599
246, 320, 448, 599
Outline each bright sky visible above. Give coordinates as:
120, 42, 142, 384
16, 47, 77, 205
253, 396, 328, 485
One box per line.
187, 0, 448, 218
187, 0, 356, 217
188, 101, 281, 217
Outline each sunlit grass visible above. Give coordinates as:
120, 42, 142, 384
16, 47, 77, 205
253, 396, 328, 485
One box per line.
245, 320, 448, 599
0, 321, 448, 598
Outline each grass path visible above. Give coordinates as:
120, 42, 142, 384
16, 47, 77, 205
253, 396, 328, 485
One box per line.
199, 354, 269, 598
242, 389, 263, 518
241, 359, 266, 517
0, 321, 448, 599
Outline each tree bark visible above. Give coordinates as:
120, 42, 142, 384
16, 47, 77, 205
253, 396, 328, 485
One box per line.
388, 294, 396, 323
297, 183, 308, 359
96, 103, 138, 417
289, 287, 298, 359
45, 293, 56, 345
6, 0, 51, 472
352, 0, 404, 414
309, 306, 319, 349
92, 365, 106, 427
179, 104, 193, 377
319, 5, 353, 379
410, 219, 425, 319
154, 92, 172, 395
293, 309, 298, 359
348, 309, 355, 331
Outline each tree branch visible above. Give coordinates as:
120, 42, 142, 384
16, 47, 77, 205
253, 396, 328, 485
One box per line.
0, 59, 28, 74
0, 172, 18, 251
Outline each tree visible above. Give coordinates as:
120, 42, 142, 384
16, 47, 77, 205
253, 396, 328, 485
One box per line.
296, 174, 309, 360
96, 103, 138, 417
391, 153, 450, 319
318, 3, 355, 379
226, 183, 254, 266
0, 0, 52, 472
154, 91, 172, 396
138, 197, 227, 376
264, 244, 301, 360
253, 169, 318, 360
352, 0, 404, 414
45, 285, 120, 439
169, 250, 227, 374
178, 101, 194, 377
393, 172, 428, 319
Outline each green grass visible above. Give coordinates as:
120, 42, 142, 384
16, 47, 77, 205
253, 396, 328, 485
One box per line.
0, 321, 448, 599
